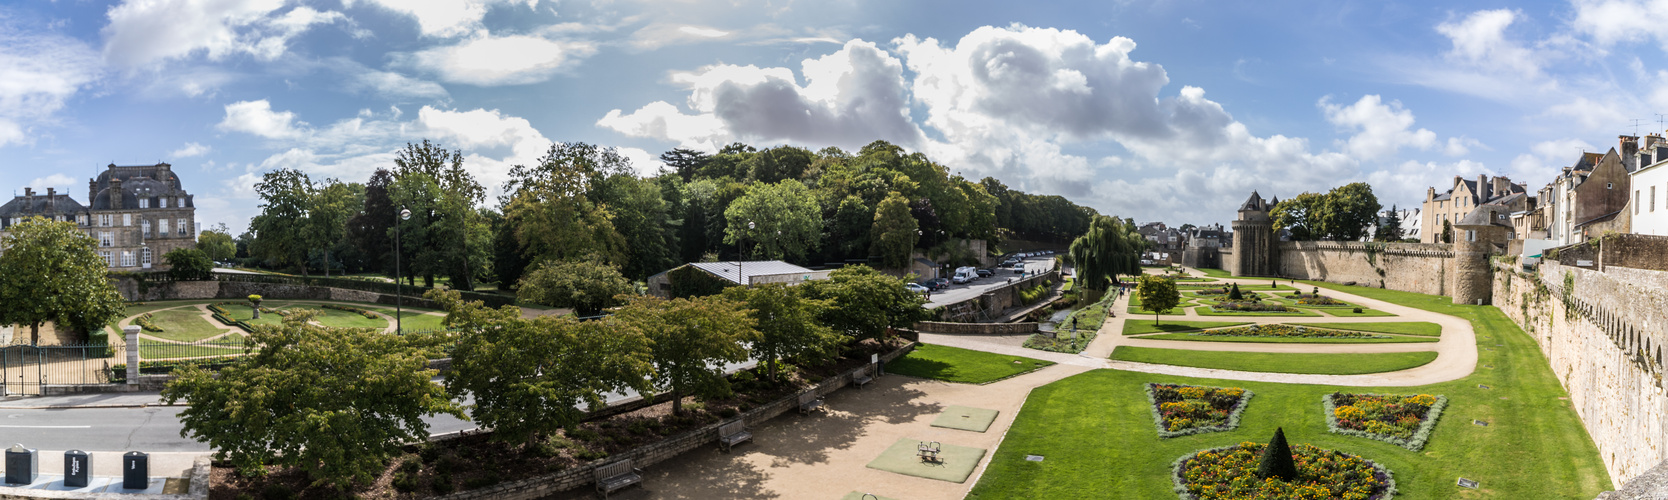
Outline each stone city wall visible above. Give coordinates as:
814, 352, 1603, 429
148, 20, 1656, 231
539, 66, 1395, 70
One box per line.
1277, 241, 1454, 296
114, 278, 447, 310
1493, 261, 1668, 486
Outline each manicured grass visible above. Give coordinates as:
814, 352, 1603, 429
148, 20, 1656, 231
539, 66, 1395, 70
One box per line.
364, 307, 451, 332
138, 336, 250, 360
1195, 267, 1233, 278
143, 308, 231, 342
971, 282, 1611, 499
1138, 331, 1439, 344
1121, 320, 1250, 335
888, 344, 1055, 384
1312, 306, 1397, 317
1296, 322, 1443, 336
222, 305, 284, 326
301, 307, 389, 330
1109, 346, 1438, 374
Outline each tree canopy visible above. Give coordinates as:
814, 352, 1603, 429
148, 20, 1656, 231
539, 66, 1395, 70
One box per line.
1069, 215, 1146, 292
1273, 183, 1382, 241
0, 217, 126, 344
1136, 275, 1180, 325
165, 248, 215, 281
613, 295, 758, 414
724, 283, 842, 381
515, 259, 633, 316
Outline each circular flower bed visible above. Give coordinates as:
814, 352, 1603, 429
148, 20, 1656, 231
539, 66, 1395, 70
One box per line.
1146, 383, 1253, 437
1193, 325, 1381, 339
1326, 393, 1447, 451
1210, 300, 1289, 312
1173, 442, 1396, 500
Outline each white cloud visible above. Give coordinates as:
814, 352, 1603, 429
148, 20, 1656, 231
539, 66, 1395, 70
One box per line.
347, 67, 450, 100
402, 33, 595, 86
348, 0, 533, 38
1435, 9, 1544, 79
616, 147, 666, 177
0, 20, 102, 146
1444, 137, 1484, 156
171, 142, 212, 158
102, 0, 346, 67
628, 23, 734, 51
1571, 0, 1668, 50
27, 174, 77, 193
599, 38, 924, 152
217, 100, 306, 139
1319, 95, 1438, 158
1366, 159, 1495, 207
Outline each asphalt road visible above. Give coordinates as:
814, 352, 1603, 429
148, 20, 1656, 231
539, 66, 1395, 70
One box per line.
923, 255, 1059, 308
0, 400, 478, 453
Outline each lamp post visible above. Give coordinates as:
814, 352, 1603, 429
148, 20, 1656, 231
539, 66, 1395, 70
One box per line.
738, 221, 755, 287
396, 208, 410, 335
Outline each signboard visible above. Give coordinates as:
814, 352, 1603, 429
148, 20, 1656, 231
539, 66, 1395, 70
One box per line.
1457, 478, 1479, 489
1577, 260, 1594, 267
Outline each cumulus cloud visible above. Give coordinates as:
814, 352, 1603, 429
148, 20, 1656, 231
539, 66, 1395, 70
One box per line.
1320, 95, 1438, 158
1571, 0, 1668, 50
599, 38, 925, 152
102, 0, 347, 67
171, 142, 213, 158
401, 33, 595, 86
1366, 159, 1495, 206
628, 23, 734, 51
349, 0, 533, 38
27, 174, 78, 193
0, 20, 102, 146
217, 100, 307, 139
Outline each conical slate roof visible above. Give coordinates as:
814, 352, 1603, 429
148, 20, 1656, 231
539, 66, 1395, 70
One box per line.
1239, 191, 1267, 211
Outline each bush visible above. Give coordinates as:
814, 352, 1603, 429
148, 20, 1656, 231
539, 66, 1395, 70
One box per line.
164, 248, 215, 281
1353, 307, 1364, 313
1192, 324, 1379, 339
134, 313, 164, 332
718, 407, 740, 419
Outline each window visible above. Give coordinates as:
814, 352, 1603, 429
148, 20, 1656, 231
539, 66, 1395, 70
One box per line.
138, 198, 149, 209
159, 219, 170, 237
123, 214, 131, 226
178, 219, 187, 237
120, 251, 134, 268
142, 220, 151, 238
99, 214, 111, 227
160, 198, 168, 208
176, 197, 184, 207
141, 248, 152, 267
100, 251, 113, 268
1466, 230, 1477, 242
77, 214, 86, 226
1653, 186, 1658, 212
99, 231, 112, 247
1608, 182, 1613, 189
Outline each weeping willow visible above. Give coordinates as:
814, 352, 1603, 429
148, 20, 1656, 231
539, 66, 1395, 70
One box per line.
1069, 215, 1147, 292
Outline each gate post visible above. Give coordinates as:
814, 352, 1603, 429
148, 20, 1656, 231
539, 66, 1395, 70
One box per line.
123, 326, 140, 386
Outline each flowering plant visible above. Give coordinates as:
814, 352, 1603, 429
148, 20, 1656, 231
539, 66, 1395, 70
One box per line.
1172, 442, 1396, 500
1210, 300, 1289, 312
1324, 392, 1448, 451
1146, 383, 1253, 438
1192, 324, 1383, 339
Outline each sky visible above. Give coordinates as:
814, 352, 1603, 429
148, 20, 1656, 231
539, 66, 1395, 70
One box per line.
3, 0, 1666, 234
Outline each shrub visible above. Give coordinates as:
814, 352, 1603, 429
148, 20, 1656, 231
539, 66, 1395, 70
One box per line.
1296, 296, 1347, 306
1145, 383, 1253, 438
1353, 307, 1364, 313
134, 313, 164, 332
1227, 284, 1243, 300
718, 407, 739, 419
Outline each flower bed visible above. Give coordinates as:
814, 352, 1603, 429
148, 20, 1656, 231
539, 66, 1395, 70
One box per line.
1172, 442, 1396, 500
1324, 392, 1448, 451
1192, 324, 1381, 339
1145, 383, 1254, 437
1193, 288, 1228, 296
1209, 300, 1289, 312
323, 303, 380, 319
134, 313, 164, 332
1297, 296, 1347, 306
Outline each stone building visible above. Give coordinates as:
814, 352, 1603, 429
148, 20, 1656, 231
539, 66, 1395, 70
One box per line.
645, 260, 830, 298
1420, 174, 1528, 243
0, 163, 196, 271
1226, 191, 1277, 277
1180, 223, 1225, 269
1451, 204, 1513, 305
1569, 146, 1636, 241
1631, 144, 1668, 236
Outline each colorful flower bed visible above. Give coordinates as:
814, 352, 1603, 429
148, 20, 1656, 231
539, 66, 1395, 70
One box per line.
1172, 442, 1396, 500
1325, 392, 1448, 451
1192, 324, 1382, 339
1146, 383, 1254, 437
1209, 300, 1289, 312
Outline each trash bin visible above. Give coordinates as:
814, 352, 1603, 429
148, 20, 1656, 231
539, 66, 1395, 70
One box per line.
122, 451, 149, 490
64, 450, 91, 488
5, 444, 36, 485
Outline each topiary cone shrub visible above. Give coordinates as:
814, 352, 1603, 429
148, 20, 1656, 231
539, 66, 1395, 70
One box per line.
1227, 283, 1243, 300
1256, 427, 1298, 481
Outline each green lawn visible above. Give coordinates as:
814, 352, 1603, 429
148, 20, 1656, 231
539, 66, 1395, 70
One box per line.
1109, 346, 1438, 374
1138, 331, 1439, 344
143, 308, 230, 342
972, 282, 1610, 499
221, 305, 284, 326
888, 344, 1055, 384
301, 307, 389, 330
1313, 306, 1398, 317
1195, 267, 1233, 278
1121, 320, 1250, 335
366, 308, 449, 332
139, 336, 250, 360
1296, 322, 1443, 336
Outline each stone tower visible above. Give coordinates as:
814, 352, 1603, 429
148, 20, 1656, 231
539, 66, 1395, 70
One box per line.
1451, 205, 1510, 305
1230, 191, 1277, 277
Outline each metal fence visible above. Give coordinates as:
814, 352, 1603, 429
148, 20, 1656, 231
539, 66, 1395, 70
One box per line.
0, 343, 121, 396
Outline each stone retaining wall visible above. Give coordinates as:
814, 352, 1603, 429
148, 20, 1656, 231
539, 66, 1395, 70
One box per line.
115, 279, 449, 310
434, 343, 919, 500
1493, 261, 1668, 486
912, 321, 1039, 335
1278, 241, 1453, 296
934, 270, 1059, 323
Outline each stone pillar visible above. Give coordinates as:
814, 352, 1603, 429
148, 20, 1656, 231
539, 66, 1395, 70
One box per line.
123, 326, 140, 386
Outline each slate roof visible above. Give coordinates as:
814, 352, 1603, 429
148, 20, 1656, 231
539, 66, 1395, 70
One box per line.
1456, 205, 1513, 228
90, 164, 193, 210
0, 194, 86, 218
1238, 191, 1269, 211
690, 260, 815, 285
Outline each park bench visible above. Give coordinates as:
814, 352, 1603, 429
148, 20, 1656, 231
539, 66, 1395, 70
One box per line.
593, 459, 642, 498
717, 419, 751, 453
798, 391, 824, 415
852, 364, 874, 389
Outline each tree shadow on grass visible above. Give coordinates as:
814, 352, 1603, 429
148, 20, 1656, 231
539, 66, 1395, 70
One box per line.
885, 357, 957, 381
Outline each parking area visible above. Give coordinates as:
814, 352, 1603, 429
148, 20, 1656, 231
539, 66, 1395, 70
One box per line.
922, 254, 1059, 309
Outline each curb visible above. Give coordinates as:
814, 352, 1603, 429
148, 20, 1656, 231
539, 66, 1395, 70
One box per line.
0, 402, 185, 410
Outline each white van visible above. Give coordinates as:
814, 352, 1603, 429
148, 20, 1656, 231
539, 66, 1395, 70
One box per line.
952, 266, 978, 284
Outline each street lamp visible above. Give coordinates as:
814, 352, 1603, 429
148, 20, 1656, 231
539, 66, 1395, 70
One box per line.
739, 221, 755, 286
396, 208, 411, 335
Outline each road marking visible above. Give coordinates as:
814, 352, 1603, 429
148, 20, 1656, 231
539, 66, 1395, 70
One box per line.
0, 425, 92, 429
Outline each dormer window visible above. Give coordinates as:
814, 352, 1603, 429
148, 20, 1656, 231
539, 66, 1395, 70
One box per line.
138, 198, 149, 209
160, 198, 169, 208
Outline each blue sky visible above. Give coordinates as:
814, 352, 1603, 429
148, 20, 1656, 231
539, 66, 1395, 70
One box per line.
2, 0, 1664, 233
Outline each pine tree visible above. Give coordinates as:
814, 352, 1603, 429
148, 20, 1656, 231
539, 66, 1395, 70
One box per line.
1256, 427, 1299, 481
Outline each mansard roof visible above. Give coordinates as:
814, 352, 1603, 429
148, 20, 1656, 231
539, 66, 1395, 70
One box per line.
0, 194, 86, 218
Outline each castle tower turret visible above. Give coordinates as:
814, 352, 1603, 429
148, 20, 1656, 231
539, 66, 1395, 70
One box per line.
1230, 191, 1277, 277
1451, 206, 1510, 305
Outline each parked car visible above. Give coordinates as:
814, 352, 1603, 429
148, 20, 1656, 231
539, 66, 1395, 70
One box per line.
905, 283, 929, 294
976, 269, 993, 278
930, 277, 951, 289
1012, 263, 1026, 274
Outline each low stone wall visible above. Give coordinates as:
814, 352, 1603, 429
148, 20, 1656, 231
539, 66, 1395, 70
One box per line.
0, 457, 209, 500
934, 270, 1059, 323
115, 279, 448, 310
435, 343, 918, 500
1277, 241, 1453, 296
1548, 233, 1668, 272
912, 321, 1039, 335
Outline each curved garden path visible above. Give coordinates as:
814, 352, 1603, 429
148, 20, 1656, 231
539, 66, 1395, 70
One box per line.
920, 267, 1478, 387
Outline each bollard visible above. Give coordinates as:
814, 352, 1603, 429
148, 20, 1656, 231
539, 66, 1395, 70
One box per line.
64, 450, 91, 488
5, 444, 37, 485
122, 451, 149, 490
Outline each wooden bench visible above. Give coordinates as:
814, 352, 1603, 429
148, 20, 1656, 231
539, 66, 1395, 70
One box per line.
798, 391, 824, 415
852, 365, 874, 389
717, 419, 751, 453
593, 459, 642, 498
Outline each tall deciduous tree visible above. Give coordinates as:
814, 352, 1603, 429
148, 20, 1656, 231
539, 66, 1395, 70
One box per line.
723, 179, 822, 262
429, 288, 654, 445
797, 265, 926, 344
596, 174, 680, 280
305, 179, 358, 277
723, 283, 842, 381
516, 259, 633, 316
391, 141, 491, 289
1271, 192, 1327, 241
614, 295, 758, 415
870, 193, 918, 269
1319, 182, 1381, 241
196, 223, 237, 262
161, 311, 462, 489
660, 148, 711, 183
248, 168, 314, 273
164, 248, 214, 281
500, 142, 629, 283
1069, 215, 1146, 293
346, 169, 396, 275
0, 217, 126, 344
1136, 274, 1179, 326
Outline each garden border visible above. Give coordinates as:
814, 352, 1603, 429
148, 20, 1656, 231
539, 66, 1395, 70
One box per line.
1169, 443, 1398, 500
1323, 393, 1449, 452
1144, 383, 1254, 438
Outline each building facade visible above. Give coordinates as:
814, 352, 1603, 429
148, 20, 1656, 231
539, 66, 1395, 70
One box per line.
1632, 151, 1668, 236
0, 163, 196, 271
1420, 174, 1528, 243
1227, 191, 1277, 277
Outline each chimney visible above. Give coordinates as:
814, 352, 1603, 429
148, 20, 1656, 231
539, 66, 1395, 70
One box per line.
109, 177, 123, 210
1477, 174, 1489, 201
23, 188, 33, 209
156, 163, 171, 182
46, 187, 55, 210
1492, 177, 1511, 197
88, 178, 96, 204
1621, 135, 1640, 160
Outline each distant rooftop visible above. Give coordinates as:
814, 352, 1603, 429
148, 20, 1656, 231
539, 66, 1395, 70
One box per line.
690, 260, 815, 285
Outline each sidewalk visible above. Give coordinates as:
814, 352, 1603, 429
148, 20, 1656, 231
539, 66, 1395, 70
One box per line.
0, 391, 173, 409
